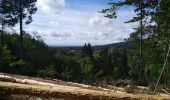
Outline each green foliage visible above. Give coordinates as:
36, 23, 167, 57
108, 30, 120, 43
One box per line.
80, 57, 93, 73
148, 64, 162, 83
61, 56, 81, 81
0, 45, 13, 72
9, 60, 33, 75
0, 33, 54, 76
37, 65, 57, 78
0, 30, 169, 88
101, 0, 170, 89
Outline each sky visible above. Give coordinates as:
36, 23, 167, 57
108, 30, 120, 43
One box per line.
17, 0, 137, 46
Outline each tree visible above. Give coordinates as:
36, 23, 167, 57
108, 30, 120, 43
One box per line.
151, 0, 170, 88
0, 0, 37, 59
92, 47, 129, 82
151, 0, 170, 49
81, 43, 93, 58
101, 0, 159, 84
87, 43, 93, 58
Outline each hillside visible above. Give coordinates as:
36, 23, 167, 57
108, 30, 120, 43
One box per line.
93, 41, 133, 50
52, 41, 133, 51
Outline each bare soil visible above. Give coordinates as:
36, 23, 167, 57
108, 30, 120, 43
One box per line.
0, 73, 169, 100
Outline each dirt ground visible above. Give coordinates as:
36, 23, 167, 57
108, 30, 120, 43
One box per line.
0, 81, 170, 100
0, 73, 170, 100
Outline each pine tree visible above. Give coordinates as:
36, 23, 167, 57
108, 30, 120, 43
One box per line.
0, 0, 37, 59
101, 0, 159, 84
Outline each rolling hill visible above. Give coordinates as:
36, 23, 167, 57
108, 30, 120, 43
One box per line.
51, 41, 133, 50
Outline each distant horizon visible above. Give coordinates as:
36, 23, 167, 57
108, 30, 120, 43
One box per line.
48, 40, 127, 47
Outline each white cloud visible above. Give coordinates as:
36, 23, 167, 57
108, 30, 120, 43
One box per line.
51, 31, 72, 38
24, 1, 137, 46
37, 0, 65, 13
88, 14, 113, 27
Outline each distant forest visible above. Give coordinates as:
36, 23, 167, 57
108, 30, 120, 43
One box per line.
0, 0, 170, 91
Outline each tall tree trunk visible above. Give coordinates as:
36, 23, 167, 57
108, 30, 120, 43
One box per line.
139, 0, 144, 83
0, 16, 4, 60
19, 0, 23, 60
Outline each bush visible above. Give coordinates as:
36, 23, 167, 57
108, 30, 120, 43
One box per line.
9, 60, 33, 75
37, 65, 57, 78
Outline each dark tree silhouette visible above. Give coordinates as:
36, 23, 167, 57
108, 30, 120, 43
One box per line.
0, 0, 37, 59
81, 43, 93, 58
